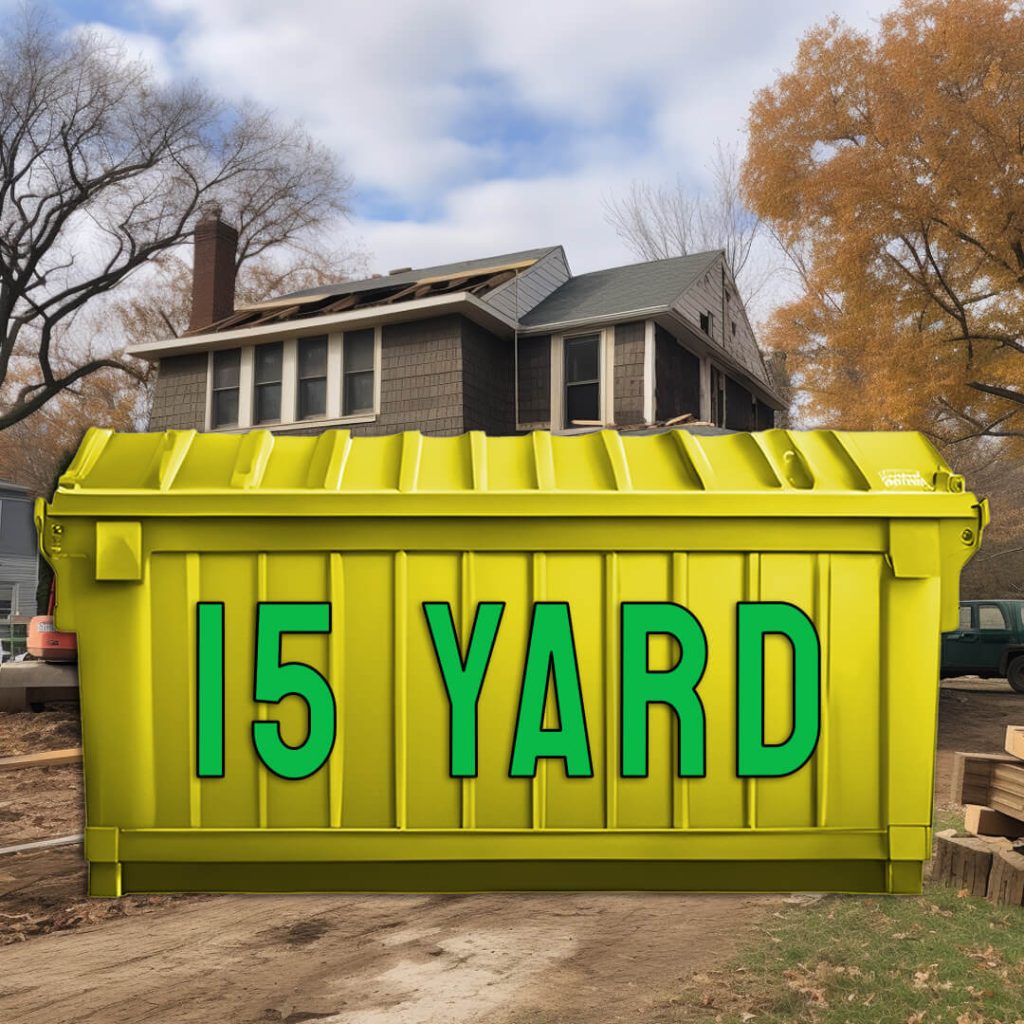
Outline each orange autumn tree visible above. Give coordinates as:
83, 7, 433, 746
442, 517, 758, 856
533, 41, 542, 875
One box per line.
742, 0, 1024, 446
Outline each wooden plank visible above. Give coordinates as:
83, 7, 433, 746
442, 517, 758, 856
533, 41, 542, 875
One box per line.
986, 849, 1024, 907
0, 834, 83, 857
957, 837, 995, 895
934, 833, 994, 895
931, 828, 958, 881
951, 752, 1021, 804
966, 804, 1024, 838
1006, 726, 1024, 761
0, 747, 82, 771
991, 794, 1024, 823
990, 765, 1024, 815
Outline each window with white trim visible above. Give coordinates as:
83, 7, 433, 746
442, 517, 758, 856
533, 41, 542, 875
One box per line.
342, 329, 375, 416
297, 335, 328, 419
253, 341, 284, 424
211, 348, 241, 428
563, 333, 601, 426
206, 327, 381, 431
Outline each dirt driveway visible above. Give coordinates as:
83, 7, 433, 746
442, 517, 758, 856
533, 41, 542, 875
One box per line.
1, 680, 1020, 1024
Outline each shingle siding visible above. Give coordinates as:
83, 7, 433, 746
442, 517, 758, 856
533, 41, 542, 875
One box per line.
148, 353, 207, 431
462, 319, 515, 434
515, 335, 551, 426
150, 316, 518, 438
669, 255, 774, 396
357, 316, 464, 436
654, 325, 701, 422
613, 321, 645, 425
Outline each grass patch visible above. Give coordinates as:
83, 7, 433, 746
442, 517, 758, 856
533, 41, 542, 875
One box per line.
934, 806, 967, 834
663, 884, 1024, 1024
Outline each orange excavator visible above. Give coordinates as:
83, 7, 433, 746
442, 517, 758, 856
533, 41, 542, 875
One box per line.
27, 580, 77, 662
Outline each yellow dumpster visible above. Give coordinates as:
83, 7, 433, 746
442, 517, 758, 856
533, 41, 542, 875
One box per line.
37, 427, 985, 896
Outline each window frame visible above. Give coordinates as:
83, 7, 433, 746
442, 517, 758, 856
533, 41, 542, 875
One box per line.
340, 328, 377, 418
549, 327, 614, 430
252, 340, 285, 426
957, 604, 972, 632
205, 326, 382, 432
296, 335, 329, 421
977, 604, 1009, 631
210, 347, 243, 429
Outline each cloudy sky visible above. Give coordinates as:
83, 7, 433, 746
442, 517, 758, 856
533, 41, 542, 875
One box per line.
51, 0, 892, 288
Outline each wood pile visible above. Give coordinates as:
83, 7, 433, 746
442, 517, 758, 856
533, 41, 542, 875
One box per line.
935, 727, 1024, 907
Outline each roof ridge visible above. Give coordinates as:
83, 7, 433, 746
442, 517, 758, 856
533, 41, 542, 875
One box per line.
567, 249, 722, 281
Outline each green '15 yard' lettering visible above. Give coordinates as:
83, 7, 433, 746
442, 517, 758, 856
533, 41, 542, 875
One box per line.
196, 600, 820, 781
197, 602, 335, 780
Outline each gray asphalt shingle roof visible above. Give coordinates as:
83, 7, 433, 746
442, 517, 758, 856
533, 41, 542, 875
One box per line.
519, 250, 721, 327
271, 247, 559, 304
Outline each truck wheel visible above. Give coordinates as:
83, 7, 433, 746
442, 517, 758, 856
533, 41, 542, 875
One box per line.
1008, 657, 1024, 694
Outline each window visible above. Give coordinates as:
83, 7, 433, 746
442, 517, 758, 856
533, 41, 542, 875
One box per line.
253, 342, 283, 424
211, 349, 241, 428
208, 328, 380, 430
342, 329, 375, 415
297, 336, 328, 419
978, 605, 1008, 630
731, 321, 737, 337
958, 604, 972, 631
563, 333, 601, 426
700, 311, 714, 337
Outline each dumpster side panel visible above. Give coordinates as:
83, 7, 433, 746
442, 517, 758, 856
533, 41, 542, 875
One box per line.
39, 427, 984, 895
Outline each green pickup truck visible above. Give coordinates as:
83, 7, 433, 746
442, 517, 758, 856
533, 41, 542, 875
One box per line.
941, 598, 1024, 692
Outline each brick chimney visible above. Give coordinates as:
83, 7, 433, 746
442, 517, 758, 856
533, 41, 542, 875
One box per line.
189, 206, 238, 332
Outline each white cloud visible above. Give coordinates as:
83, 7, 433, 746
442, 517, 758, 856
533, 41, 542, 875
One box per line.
90, 0, 894, 300
351, 172, 642, 278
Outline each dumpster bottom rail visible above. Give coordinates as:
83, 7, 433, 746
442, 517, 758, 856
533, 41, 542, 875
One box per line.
84, 826, 930, 897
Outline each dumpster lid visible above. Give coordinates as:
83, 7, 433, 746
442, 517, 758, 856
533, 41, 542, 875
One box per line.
43, 427, 980, 518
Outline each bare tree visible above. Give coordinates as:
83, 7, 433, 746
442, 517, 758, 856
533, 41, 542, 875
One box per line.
604, 141, 777, 311
0, 5, 354, 432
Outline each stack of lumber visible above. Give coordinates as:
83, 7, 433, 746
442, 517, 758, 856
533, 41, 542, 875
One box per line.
936, 727, 1024, 907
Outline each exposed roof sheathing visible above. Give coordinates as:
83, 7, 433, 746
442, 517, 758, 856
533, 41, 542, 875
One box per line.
248, 247, 558, 306
184, 249, 557, 337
